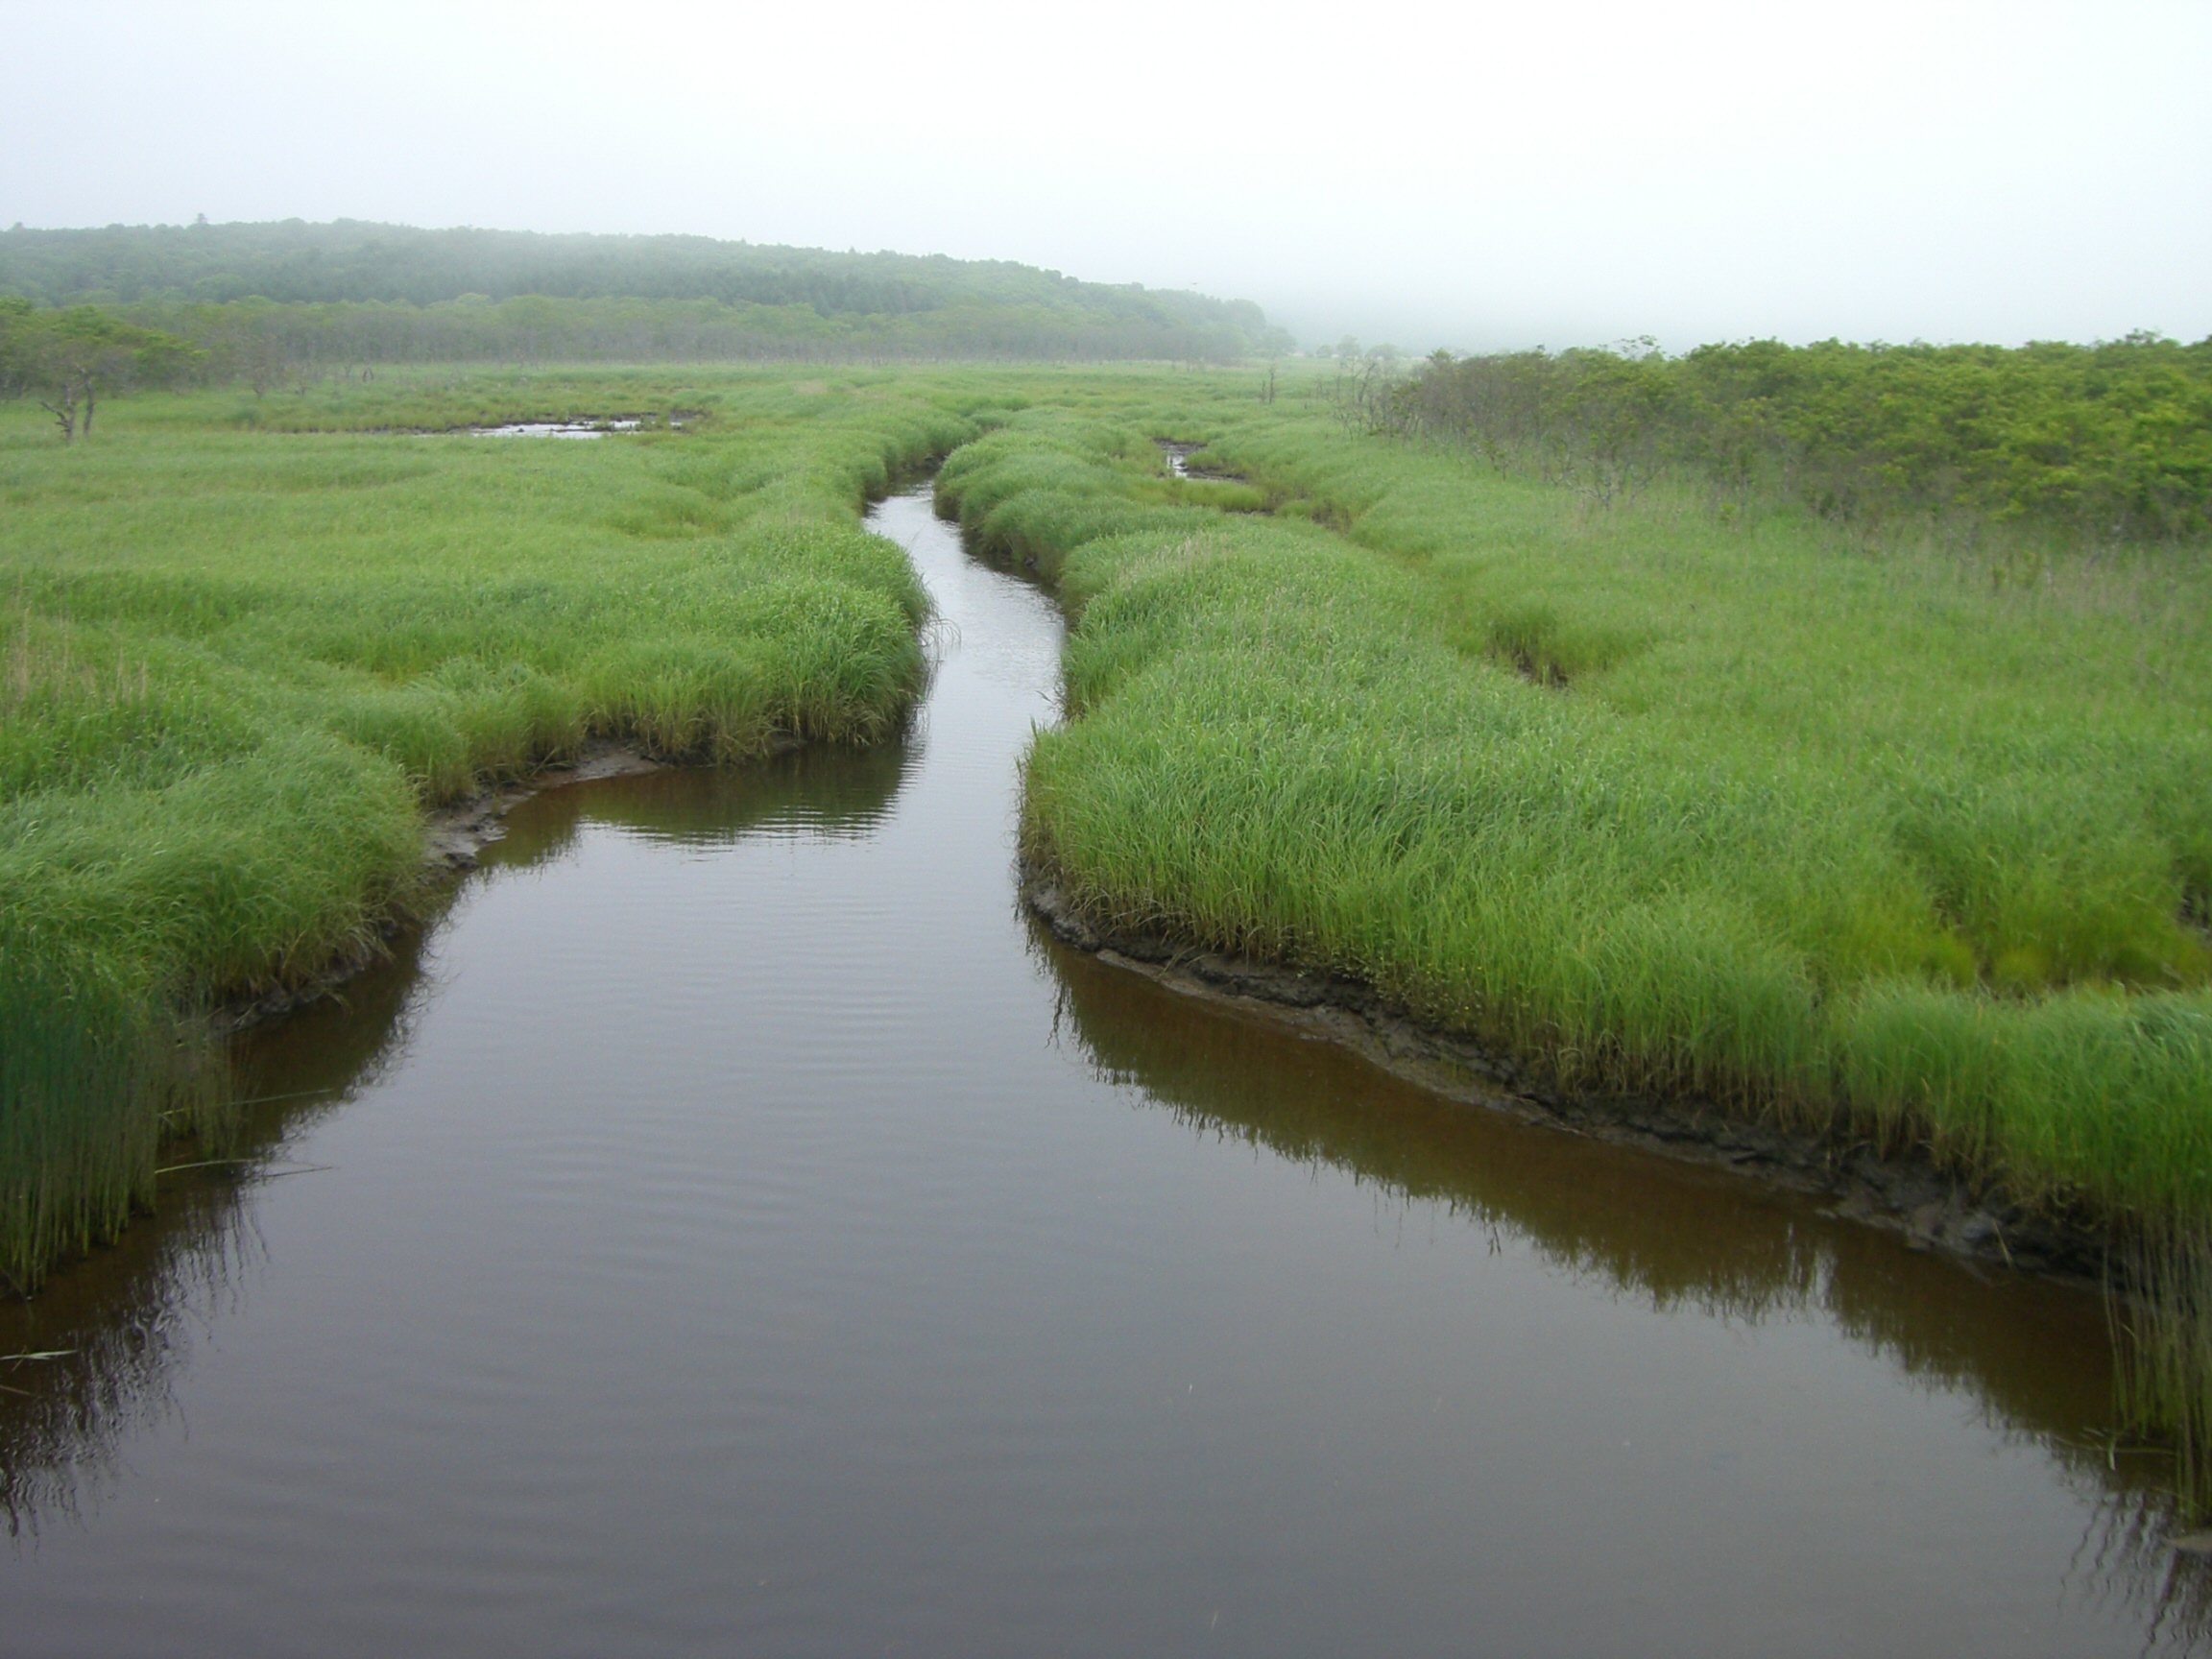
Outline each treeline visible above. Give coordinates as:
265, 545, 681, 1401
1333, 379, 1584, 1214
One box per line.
0, 219, 1292, 360
1382, 336, 2212, 545
111, 292, 1273, 380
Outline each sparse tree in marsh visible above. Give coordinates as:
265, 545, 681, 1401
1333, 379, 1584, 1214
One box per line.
0, 301, 198, 441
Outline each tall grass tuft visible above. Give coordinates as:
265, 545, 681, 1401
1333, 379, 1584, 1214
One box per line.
2116, 1221, 2212, 1515
0, 950, 226, 1294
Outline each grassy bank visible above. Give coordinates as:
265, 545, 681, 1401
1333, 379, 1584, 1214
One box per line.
0, 366, 977, 1288
936, 393, 2212, 1253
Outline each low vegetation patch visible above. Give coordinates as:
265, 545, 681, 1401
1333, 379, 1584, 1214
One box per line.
1381, 335, 2212, 546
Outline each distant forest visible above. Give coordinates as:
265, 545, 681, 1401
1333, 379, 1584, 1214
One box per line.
0, 220, 1294, 367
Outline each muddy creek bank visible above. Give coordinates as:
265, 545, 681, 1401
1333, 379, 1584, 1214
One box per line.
1024, 878, 2106, 1283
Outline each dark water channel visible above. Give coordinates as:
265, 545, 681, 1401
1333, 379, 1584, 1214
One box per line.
3, 490, 2204, 1654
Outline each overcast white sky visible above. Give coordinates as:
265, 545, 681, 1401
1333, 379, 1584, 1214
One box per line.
3, 0, 2206, 352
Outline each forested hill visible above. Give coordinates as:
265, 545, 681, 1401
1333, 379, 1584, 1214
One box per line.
0, 221, 1292, 362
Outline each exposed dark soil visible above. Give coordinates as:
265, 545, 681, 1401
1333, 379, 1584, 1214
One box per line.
213, 741, 666, 1036
420, 739, 663, 872
1025, 873, 2113, 1289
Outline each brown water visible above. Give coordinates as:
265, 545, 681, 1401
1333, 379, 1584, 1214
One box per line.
2, 489, 2205, 1655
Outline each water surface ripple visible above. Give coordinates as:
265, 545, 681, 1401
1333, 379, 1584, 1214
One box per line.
1, 489, 2202, 1656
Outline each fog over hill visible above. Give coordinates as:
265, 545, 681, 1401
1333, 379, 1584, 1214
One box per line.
0, 220, 1295, 363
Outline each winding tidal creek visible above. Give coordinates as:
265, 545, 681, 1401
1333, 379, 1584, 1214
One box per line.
1, 490, 2202, 1655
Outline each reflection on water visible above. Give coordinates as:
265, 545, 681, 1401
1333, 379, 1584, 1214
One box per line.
1052, 934, 2088, 1403
490, 742, 916, 861
3, 489, 2208, 1656
0, 746, 912, 1535
468, 419, 642, 438
0, 926, 425, 1526
1044, 933, 2212, 1641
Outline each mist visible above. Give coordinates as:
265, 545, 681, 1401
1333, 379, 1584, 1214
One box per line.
4, 0, 2205, 352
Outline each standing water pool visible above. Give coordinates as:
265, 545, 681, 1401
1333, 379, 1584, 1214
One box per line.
0, 489, 2200, 1656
